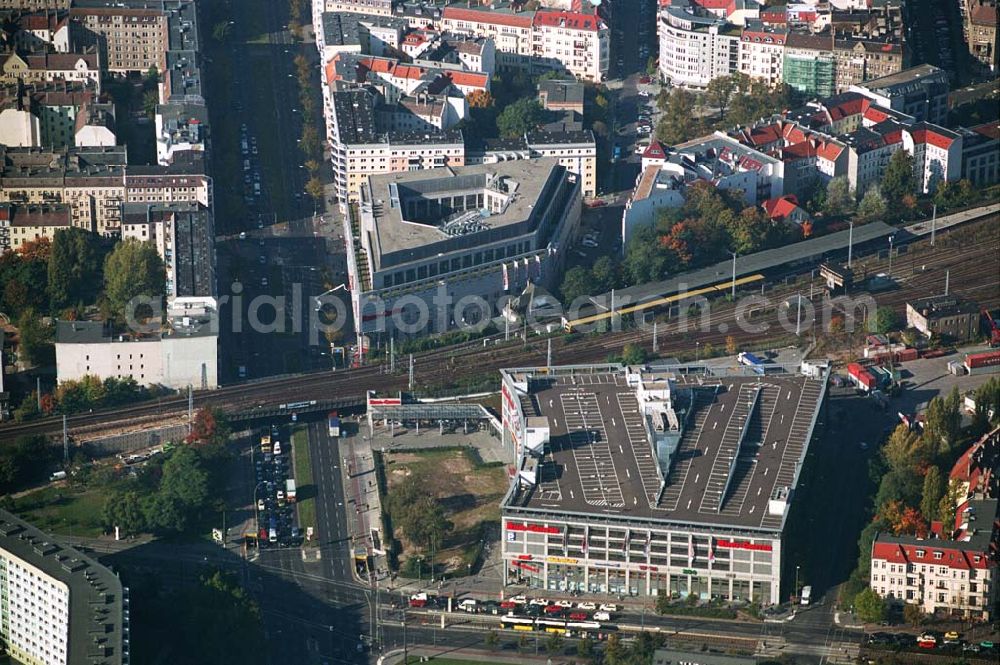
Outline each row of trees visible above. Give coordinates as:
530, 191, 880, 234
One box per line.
13, 376, 163, 422
655, 74, 796, 145
292, 52, 327, 203
851, 381, 1000, 619
620, 182, 801, 287
0, 231, 164, 344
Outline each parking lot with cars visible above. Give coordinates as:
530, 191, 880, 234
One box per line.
253, 424, 302, 549
864, 630, 997, 660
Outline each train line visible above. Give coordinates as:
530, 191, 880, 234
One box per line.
2, 212, 996, 442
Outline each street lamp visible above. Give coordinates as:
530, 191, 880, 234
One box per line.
794, 565, 800, 603
847, 220, 854, 269
887, 235, 895, 276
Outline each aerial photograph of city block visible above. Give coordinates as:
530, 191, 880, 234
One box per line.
0, 0, 997, 664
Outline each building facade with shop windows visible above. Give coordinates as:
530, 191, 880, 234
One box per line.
499, 362, 827, 603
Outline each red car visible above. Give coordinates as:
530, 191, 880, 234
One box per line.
544, 605, 563, 615
568, 612, 588, 621
500, 601, 518, 610
639, 76, 652, 84
586, 199, 607, 208
409, 598, 427, 608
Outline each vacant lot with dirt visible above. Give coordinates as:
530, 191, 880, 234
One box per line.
383, 447, 508, 576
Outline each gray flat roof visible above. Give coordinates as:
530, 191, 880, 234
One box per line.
614, 221, 896, 306
0, 509, 125, 665
505, 367, 826, 532
856, 64, 946, 91
366, 158, 561, 258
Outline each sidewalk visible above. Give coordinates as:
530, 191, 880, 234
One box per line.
379, 646, 576, 665
338, 430, 387, 582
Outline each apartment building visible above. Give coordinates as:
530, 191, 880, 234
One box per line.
958, 123, 1000, 186
531, 9, 608, 82
440, 5, 534, 71
121, 202, 214, 299
658, 3, 740, 88
154, 102, 207, 166
964, 0, 998, 73
14, 10, 71, 53
738, 21, 787, 86
904, 122, 963, 194
0, 202, 70, 252
0, 509, 128, 665
870, 427, 999, 621
318, 12, 407, 62
69, 5, 169, 75
0, 50, 101, 88
849, 64, 950, 126
0, 0, 69, 8
124, 161, 213, 209
782, 32, 836, 98
832, 36, 904, 92
0, 145, 126, 236
325, 0, 394, 16
326, 88, 464, 203
0, 81, 99, 149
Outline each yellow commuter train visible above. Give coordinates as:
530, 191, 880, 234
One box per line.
563, 273, 766, 332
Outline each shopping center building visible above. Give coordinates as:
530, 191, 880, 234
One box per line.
499, 362, 827, 603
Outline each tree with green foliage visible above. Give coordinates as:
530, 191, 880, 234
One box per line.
560, 265, 592, 305
104, 238, 164, 320
867, 306, 898, 334
497, 98, 544, 138
970, 376, 1000, 434
187, 407, 231, 446
881, 150, 917, 207
937, 478, 963, 536
705, 74, 738, 121
16, 308, 53, 366
622, 226, 667, 285
646, 56, 658, 76
923, 388, 962, 459
857, 185, 888, 222
577, 634, 595, 659
305, 176, 324, 201
212, 20, 231, 42
920, 466, 946, 524
103, 491, 147, 536
854, 588, 886, 623
655, 88, 698, 144
142, 492, 188, 534
484, 629, 499, 651
47, 227, 105, 311
160, 447, 210, 511
545, 633, 564, 655
0, 249, 48, 317
591, 255, 619, 293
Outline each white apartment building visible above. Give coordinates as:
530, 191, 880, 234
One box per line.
903, 122, 963, 193
326, 88, 465, 204
870, 500, 998, 621
658, 4, 740, 88
0, 509, 127, 665
441, 6, 534, 71
531, 9, 608, 82
738, 22, 787, 86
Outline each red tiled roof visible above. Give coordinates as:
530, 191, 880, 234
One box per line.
872, 540, 993, 570
742, 30, 786, 45
442, 6, 533, 29
533, 9, 602, 31
911, 127, 956, 149
826, 97, 867, 121
693, 0, 732, 9
642, 140, 667, 160
781, 123, 809, 144
781, 141, 815, 160
816, 141, 845, 161
762, 194, 800, 220
970, 2, 998, 26
745, 123, 783, 147
440, 70, 489, 89
863, 106, 891, 124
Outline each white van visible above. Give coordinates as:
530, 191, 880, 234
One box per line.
800, 585, 812, 606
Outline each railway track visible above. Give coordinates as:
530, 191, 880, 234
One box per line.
2, 214, 997, 442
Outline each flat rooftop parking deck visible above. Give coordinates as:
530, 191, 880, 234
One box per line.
510, 370, 826, 532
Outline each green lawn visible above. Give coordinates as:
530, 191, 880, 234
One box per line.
404, 659, 487, 665
292, 427, 316, 540
9, 486, 108, 537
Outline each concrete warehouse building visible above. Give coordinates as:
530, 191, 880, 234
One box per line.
0, 509, 128, 665
499, 362, 827, 603
347, 158, 581, 337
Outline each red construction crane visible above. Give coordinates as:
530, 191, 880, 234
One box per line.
982, 308, 1000, 347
